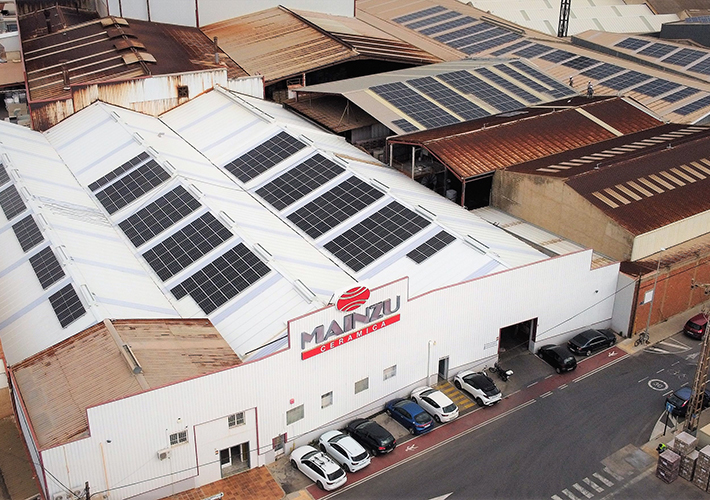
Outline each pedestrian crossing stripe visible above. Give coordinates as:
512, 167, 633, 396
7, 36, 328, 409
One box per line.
553, 469, 620, 499
582, 477, 604, 493
572, 483, 593, 499
603, 467, 624, 482
561, 488, 582, 500
592, 472, 613, 487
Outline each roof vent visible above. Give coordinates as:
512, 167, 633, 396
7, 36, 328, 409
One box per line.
123, 344, 143, 374
415, 205, 436, 221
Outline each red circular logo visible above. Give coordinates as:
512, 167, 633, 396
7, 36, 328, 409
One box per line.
336, 286, 371, 312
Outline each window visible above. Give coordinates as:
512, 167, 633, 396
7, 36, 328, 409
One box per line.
286, 404, 304, 425
383, 365, 397, 380
177, 85, 189, 98
354, 377, 369, 394
321, 392, 333, 408
272, 433, 286, 452
228, 412, 245, 428
169, 430, 188, 446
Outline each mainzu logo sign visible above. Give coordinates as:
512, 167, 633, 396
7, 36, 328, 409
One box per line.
301, 286, 401, 360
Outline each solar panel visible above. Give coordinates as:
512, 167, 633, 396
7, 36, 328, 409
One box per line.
675, 95, 710, 116
408, 77, 489, 120
513, 44, 554, 58
406, 10, 460, 30
439, 70, 525, 112
638, 42, 677, 58
601, 71, 652, 91
323, 201, 430, 272
407, 231, 456, 264
393, 6, 446, 24
119, 185, 201, 247
434, 22, 490, 43
509, 61, 572, 98
0, 163, 9, 186
689, 58, 710, 75
420, 16, 477, 36
142, 212, 233, 281
12, 215, 44, 252
0, 185, 26, 220
686, 15, 710, 23
491, 40, 532, 57
662, 48, 707, 66
88, 152, 150, 192
448, 26, 502, 49
370, 82, 460, 130
222, 131, 306, 183
392, 118, 419, 133
29, 246, 65, 289
287, 176, 385, 239
539, 49, 576, 63
495, 64, 551, 94
49, 284, 86, 328
561, 56, 599, 70
661, 87, 700, 103
581, 63, 624, 80
170, 244, 271, 314
475, 67, 540, 103
631, 79, 681, 97
256, 154, 345, 211
95, 160, 170, 214
461, 32, 521, 56
614, 38, 651, 51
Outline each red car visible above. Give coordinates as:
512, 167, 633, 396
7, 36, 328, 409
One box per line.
684, 313, 708, 340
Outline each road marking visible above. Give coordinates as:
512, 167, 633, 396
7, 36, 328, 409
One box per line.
528, 382, 538, 387
603, 467, 624, 482
663, 389, 674, 396
561, 488, 582, 500
540, 391, 553, 398
687, 352, 700, 361
646, 347, 670, 354
572, 483, 593, 498
660, 338, 690, 350
559, 384, 568, 390
648, 379, 668, 391
546, 374, 554, 379
583, 477, 604, 493
552, 496, 565, 500
427, 494, 453, 500
608, 350, 618, 357
406, 444, 418, 452
573, 355, 627, 383
656, 368, 664, 373
638, 377, 648, 383
593, 472, 613, 487
671, 361, 680, 366
507, 390, 521, 397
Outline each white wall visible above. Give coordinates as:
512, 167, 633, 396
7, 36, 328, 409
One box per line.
36, 250, 618, 499
106, 0, 355, 27
611, 272, 636, 338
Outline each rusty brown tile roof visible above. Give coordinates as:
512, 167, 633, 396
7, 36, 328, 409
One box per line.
11, 319, 241, 450
390, 97, 662, 180
284, 93, 378, 133
21, 15, 247, 102
18, 4, 99, 38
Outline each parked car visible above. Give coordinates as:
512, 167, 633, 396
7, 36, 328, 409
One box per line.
346, 418, 396, 455
290, 445, 346, 491
410, 386, 459, 423
318, 430, 371, 473
453, 370, 502, 406
567, 328, 616, 356
537, 344, 578, 373
684, 312, 708, 340
385, 398, 434, 435
665, 387, 710, 417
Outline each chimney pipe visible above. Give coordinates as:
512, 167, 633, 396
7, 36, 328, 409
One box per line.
213, 36, 219, 64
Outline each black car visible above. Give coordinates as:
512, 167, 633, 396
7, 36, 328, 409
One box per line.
567, 328, 616, 356
345, 418, 396, 456
665, 387, 710, 417
537, 344, 577, 373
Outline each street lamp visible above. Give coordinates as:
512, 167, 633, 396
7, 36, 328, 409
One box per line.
643, 247, 666, 337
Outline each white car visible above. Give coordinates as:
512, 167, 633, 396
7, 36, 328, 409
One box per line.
290, 445, 347, 491
454, 370, 502, 406
410, 386, 459, 422
318, 430, 371, 472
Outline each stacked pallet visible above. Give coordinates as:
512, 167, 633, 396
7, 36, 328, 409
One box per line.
677, 432, 700, 455
657, 449, 681, 483
681, 450, 699, 481
694, 445, 710, 491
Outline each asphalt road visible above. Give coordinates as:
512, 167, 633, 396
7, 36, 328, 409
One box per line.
328, 333, 704, 500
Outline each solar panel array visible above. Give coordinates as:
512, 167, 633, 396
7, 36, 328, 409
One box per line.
602, 71, 651, 91
614, 38, 650, 51
420, 16, 476, 36
407, 231, 456, 264
0, 163, 9, 186
170, 244, 271, 314
613, 36, 710, 79
88, 152, 150, 192
48, 284, 86, 328
663, 48, 706, 67
371, 82, 460, 129
475, 67, 539, 103
94, 160, 171, 214
408, 77, 488, 120
392, 6, 446, 24
287, 176, 385, 239
581, 63, 624, 80
676, 95, 710, 116
405, 10, 460, 30
689, 59, 710, 75
119, 185, 201, 247
463, 32, 521, 56
439, 70, 525, 113
433, 22, 491, 44
256, 154, 345, 211
491, 40, 531, 57
509, 61, 573, 99
539, 50, 576, 64
663, 87, 700, 102
392, 118, 418, 133
638, 42, 678, 58
562, 56, 599, 70
514, 44, 555, 59
632, 79, 681, 97
29, 246, 65, 289
12, 215, 44, 252
222, 131, 306, 183
0, 185, 26, 220
324, 202, 430, 272
142, 212, 233, 281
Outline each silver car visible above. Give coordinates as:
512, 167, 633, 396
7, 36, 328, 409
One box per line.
410, 386, 459, 422
319, 430, 371, 472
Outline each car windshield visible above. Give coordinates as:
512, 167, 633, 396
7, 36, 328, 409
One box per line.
352, 451, 368, 461
443, 403, 457, 413
327, 468, 345, 481
380, 435, 394, 446
564, 356, 575, 364
414, 412, 430, 423
330, 433, 347, 443
421, 389, 436, 397
468, 374, 495, 391
303, 450, 319, 460
688, 321, 703, 330
394, 400, 409, 409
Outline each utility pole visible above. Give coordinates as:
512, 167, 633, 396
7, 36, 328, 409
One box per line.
685, 286, 710, 434
558, 0, 571, 37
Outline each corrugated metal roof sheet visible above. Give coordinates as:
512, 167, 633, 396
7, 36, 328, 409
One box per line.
11, 319, 239, 450
284, 94, 379, 133
390, 98, 662, 179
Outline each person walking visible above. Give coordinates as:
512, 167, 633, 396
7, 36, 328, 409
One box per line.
587, 81, 594, 98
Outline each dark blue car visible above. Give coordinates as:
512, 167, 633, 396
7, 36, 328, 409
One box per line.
385, 398, 433, 435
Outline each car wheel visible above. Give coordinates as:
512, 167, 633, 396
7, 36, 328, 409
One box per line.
454, 380, 462, 390
585, 350, 592, 357
345, 463, 353, 473
290, 459, 297, 469
556, 367, 562, 374
475, 397, 483, 406
317, 481, 324, 490
434, 415, 441, 423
